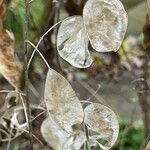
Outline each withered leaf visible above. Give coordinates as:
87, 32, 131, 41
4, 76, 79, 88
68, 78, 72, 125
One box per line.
57, 16, 93, 68
83, 0, 128, 52
84, 103, 119, 149
0, 28, 21, 88
44, 68, 84, 132
0, 0, 6, 20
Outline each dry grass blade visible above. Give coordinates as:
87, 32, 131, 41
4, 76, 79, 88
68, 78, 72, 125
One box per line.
27, 21, 62, 70
77, 79, 107, 105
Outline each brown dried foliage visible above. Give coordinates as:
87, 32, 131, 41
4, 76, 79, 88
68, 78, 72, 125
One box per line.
0, 0, 6, 20
0, 1, 21, 89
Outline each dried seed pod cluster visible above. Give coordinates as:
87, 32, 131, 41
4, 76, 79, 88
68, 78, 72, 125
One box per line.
41, 68, 119, 150
57, 0, 128, 68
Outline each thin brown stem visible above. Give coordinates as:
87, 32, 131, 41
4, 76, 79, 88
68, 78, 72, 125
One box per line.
53, 0, 66, 74
27, 21, 61, 70
27, 40, 51, 69
24, 0, 33, 149
147, 0, 150, 21
77, 79, 108, 106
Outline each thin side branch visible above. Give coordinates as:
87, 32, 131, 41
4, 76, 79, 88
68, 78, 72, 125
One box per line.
27, 21, 62, 70
26, 40, 51, 69
24, 0, 33, 148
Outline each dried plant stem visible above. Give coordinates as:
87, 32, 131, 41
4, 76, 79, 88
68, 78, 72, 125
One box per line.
84, 124, 91, 150
24, 0, 33, 149
7, 127, 13, 150
0, 128, 10, 140
28, 0, 34, 4
53, 0, 65, 74
138, 15, 150, 137
144, 135, 150, 149
20, 95, 30, 130
87, 84, 101, 101
77, 80, 107, 105
147, 0, 150, 20
80, 100, 93, 104
31, 110, 46, 122
22, 129, 44, 146
27, 40, 50, 69
27, 21, 62, 70
0, 90, 25, 96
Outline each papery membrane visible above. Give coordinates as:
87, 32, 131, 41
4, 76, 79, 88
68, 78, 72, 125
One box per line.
41, 117, 86, 150
57, 16, 92, 68
83, 0, 128, 52
84, 103, 119, 149
44, 68, 84, 132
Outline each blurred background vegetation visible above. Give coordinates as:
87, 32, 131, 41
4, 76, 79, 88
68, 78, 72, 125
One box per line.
0, 0, 150, 149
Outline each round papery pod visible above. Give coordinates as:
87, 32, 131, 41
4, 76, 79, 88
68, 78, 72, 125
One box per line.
41, 117, 69, 150
41, 117, 86, 150
44, 68, 84, 132
57, 16, 93, 68
83, 0, 128, 52
84, 103, 119, 150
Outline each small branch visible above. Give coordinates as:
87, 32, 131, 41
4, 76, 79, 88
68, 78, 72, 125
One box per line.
147, 0, 150, 21
77, 79, 108, 106
53, 0, 65, 74
20, 94, 30, 133
7, 126, 13, 150
27, 21, 62, 70
143, 135, 150, 149
26, 40, 51, 69
0, 90, 26, 96
28, 0, 35, 4
24, 0, 33, 149
21, 129, 44, 146
137, 15, 150, 137
84, 124, 91, 150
